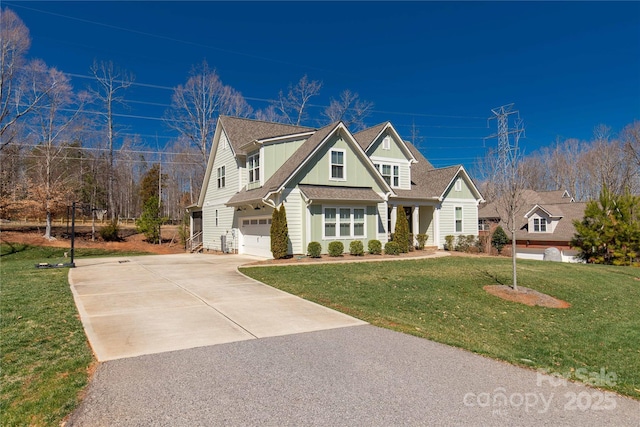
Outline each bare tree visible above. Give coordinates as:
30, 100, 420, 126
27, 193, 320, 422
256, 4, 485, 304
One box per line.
165, 61, 250, 169
89, 60, 134, 221
322, 89, 373, 131
273, 74, 322, 126
0, 8, 56, 151
24, 62, 86, 238
622, 120, 640, 166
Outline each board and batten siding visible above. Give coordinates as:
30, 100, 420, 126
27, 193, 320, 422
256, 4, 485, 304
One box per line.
262, 139, 307, 183
203, 130, 240, 252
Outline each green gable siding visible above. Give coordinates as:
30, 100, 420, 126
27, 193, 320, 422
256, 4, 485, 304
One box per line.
292, 135, 384, 192
262, 139, 306, 183
368, 132, 408, 161
442, 175, 477, 200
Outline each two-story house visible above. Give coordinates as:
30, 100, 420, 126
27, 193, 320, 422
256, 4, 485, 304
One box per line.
188, 116, 484, 257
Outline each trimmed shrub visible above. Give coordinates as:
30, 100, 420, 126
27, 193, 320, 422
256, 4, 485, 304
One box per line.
100, 219, 120, 242
349, 240, 364, 256
328, 241, 344, 257
368, 239, 382, 255
394, 207, 411, 253
384, 241, 400, 255
408, 233, 415, 252
270, 204, 289, 259
444, 235, 455, 251
307, 241, 322, 258
455, 234, 477, 252
416, 233, 428, 250
491, 226, 509, 255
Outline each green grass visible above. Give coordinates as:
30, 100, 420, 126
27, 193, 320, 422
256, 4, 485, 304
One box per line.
241, 256, 640, 399
0, 243, 148, 426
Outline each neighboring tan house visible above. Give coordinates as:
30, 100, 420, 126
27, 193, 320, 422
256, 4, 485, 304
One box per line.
478, 189, 587, 262
188, 116, 484, 257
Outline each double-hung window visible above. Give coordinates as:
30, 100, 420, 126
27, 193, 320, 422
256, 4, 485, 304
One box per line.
217, 166, 225, 188
248, 153, 260, 184
323, 207, 366, 238
330, 149, 345, 180
324, 208, 336, 237
377, 163, 400, 187
455, 206, 463, 233
533, 218, 547, 232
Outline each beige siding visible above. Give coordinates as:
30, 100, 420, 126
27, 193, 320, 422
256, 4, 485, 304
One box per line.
203, 130, 241, 251
282, 188, 303, 254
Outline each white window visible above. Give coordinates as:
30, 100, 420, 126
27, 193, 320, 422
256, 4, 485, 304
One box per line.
248, 153, 260, 183
324, 208, 336, 237
330, 149, 345, 180
217, 166, 225, 188
323, 207, 367, 239
455, 179, 462, 192
377, 163, 400, 187
455, 206, 463, 233
533, 218, 547, 232
382, 136, 391, 150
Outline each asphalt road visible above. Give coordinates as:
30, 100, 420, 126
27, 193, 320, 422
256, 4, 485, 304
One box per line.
67, 325, 639, 426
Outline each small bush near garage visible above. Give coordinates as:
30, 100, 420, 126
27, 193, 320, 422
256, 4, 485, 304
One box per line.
384, 241, 400, 255
349, 240, 364, 256
328, 241, 344, 257
416, 234, 428, 250
368, 239, 382, 255
307, 241, 322, 258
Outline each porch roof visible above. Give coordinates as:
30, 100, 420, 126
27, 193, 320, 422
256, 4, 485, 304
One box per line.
299, 184, 383, 202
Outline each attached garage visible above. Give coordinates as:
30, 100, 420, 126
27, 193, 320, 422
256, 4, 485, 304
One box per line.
240, 217, 272, 258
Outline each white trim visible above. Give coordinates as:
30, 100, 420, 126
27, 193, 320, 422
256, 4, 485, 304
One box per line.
455, 179, 462, 192
454, 206, 463, 233
329, 148, 347, 181
322, 206, 367, 240
247, 152, 260, 185
382, 135, 391, 150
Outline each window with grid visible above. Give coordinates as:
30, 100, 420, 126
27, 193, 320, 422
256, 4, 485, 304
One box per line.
330, 149, 345, 180
324, 208, 336, 237
353, 209, 365, 237
248, 154, 260, 183
455, 207, 463, 233
339, 208, 351, 237
217, 166, 225, 188
533, 218, 547, 232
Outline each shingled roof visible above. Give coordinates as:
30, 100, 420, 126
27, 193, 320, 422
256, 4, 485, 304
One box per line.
352, 122, 388, 150
299, 185, 383, 202
227, 122, 340, 206
218, 116, 313, 155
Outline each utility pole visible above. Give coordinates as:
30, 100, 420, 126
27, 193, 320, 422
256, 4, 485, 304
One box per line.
486, 103, 525, 290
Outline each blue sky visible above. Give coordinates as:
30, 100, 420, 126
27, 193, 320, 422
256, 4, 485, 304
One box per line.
6, 1, 640, 171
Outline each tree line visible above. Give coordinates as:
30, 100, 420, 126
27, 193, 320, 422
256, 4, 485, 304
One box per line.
0, 8, 372, 238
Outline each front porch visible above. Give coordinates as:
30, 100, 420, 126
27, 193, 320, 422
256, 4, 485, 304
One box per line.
388, 203, 438, 248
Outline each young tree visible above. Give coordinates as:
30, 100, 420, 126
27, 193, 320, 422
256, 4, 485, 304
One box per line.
272, 75, 322, 126
491, 226, 508, 255
571, 187, 640, 265
25, 63, 86, 239
136, 164, 167, 244
393, 206, 411, 253
164, 61, 251, 169
90, 60, 134, 221
322, 89, 373, 131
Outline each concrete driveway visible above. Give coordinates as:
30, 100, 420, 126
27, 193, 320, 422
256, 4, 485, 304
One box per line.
69, 254, 365, 361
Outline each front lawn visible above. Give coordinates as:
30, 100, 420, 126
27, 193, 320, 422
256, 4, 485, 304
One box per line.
0, 243, 147, 426
241, 256, 640, 399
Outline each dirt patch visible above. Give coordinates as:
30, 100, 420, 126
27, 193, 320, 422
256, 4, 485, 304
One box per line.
0, 227, 185, 255
484, 285, 570, 309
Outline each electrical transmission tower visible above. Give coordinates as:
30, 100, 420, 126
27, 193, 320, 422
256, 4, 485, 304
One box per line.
485, 103, 525, 177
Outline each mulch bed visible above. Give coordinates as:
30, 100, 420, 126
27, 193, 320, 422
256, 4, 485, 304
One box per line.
243, 249, 438, 266
484, 285, 571, 309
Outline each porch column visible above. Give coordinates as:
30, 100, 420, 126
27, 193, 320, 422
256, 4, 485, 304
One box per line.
412, 205, 419, 244
390, 206, 397, 235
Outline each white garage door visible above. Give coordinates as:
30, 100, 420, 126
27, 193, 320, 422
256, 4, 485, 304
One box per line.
240, 217, 272, 258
